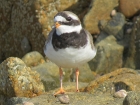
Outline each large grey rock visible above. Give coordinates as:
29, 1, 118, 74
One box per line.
89, 36, 124, 74
123, 91, 140, 105
0, 57, 45, 99
99, 13, 125, 40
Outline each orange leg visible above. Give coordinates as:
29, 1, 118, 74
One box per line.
75, 68, 79, 92
54, 67, 65, 96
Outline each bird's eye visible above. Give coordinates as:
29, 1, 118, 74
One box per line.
66, 17, 72, 21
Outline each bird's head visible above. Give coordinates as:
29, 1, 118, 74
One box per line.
54, 11, 82, 35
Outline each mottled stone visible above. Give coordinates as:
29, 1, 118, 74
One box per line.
0, 57, 45, 98
99, 13, 125, 40
83, 0, 118, 34
83, 68, 140, 94
57, 94, 70, 104
123, 91, 140, 105
119, 0, 140, 18
22, 51, 45, 67
89, 35, 123, 74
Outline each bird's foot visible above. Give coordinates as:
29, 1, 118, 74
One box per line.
54, 88, 66, 96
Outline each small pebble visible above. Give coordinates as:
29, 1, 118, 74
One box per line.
111, 9, 116, 17
114, 89, 127, 98
23, 102, 34, 105
57, 94, 70, 104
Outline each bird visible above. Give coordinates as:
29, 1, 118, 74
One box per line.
44, 11, 96, 96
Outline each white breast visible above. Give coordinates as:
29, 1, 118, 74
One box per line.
44, 36, 96, 68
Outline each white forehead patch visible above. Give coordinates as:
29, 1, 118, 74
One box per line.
56, 24, 82, 35
54, 16, 66, 22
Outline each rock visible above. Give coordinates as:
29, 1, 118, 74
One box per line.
83, 0, 118, 34
124, 16, 140, 69
0, 57, 45, 98
88, 35, 123, 74
119, 0, 140, 18
22, 51, 45, 67
99, 12, 125, 40
123, 91, 140, 105
83, 68, 140, 94
57, 94, 70, 104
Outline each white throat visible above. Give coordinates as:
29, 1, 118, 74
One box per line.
56, 24, 82, 35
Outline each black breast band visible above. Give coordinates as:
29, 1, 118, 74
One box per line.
52, 29, 87, 51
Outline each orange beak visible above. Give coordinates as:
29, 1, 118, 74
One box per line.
55, 22, 61, 28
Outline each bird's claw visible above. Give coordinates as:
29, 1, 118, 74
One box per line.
54, 88, 66, 96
